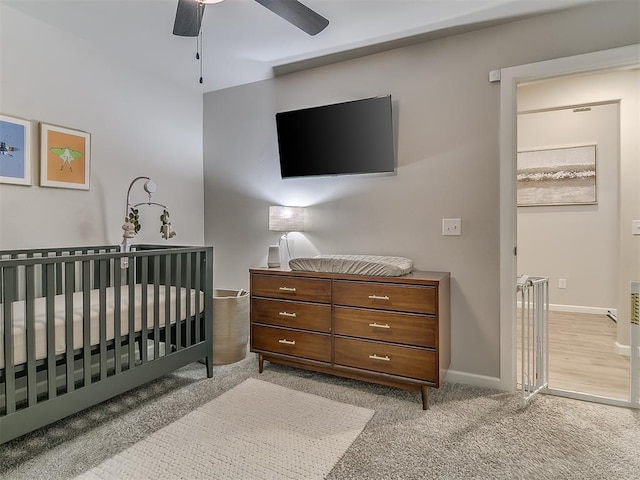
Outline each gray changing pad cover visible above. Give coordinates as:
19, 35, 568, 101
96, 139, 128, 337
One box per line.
288, 254, 413, 277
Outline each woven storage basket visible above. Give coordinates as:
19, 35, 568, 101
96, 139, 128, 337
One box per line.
211, 289, 249, 365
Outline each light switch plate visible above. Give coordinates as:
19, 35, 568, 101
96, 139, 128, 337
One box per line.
632, 220, 640, 236
442, 218, 461, 236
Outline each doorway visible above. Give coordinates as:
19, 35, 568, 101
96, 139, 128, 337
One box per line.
516, 98, 624, 400
498, 44, 640, 408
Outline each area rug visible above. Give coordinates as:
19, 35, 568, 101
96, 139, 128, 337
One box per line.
75, 378, 374, 480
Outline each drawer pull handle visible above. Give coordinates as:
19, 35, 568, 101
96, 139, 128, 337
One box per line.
278, 339, 296, 345
279, 286, 297, 292
368, 295, 390, 301
369, 322, 391, 329
369, 354, 390, 362
279, 311, 297, 318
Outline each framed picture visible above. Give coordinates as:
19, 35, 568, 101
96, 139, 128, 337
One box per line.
0, 114, 32, 185
517, 145, 597, 206
40, 123, 91, 190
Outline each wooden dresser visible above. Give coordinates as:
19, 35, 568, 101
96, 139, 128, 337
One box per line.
249, 268, 450, 409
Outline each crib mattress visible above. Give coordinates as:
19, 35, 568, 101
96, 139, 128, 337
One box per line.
288, 254, 414, 277
0, 285, 204, 369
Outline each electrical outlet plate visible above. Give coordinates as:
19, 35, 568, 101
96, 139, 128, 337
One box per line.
442, 218, 461, 236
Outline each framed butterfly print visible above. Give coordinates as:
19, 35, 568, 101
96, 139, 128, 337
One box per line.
40, 123, 91, 190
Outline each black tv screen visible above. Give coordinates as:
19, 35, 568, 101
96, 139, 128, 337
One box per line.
275, 95, 395, 178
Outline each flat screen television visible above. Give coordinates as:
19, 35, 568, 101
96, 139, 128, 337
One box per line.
275, 95, 395, 178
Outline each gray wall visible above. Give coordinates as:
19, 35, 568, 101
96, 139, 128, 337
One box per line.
203, 1, 640, 381
0, 3, 205, 249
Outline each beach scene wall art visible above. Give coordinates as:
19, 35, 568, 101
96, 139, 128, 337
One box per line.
517, 145, 597, 206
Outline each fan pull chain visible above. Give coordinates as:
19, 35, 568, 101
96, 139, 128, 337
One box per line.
196, 1, 203, 84
196, 3, 204, 84
199, 27, 203, 84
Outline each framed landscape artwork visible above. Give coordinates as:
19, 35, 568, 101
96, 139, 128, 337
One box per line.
517, 145, 597, 207
0, 114, 32, 185
40, 123, 91, 190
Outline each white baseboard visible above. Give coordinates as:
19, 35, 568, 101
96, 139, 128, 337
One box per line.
614, 341, 640, 357
515, 302, 614, 315
444, 370, 504, 390
549, 304, 615, 315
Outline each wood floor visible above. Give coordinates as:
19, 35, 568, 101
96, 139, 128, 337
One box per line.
518, 311, 631, 400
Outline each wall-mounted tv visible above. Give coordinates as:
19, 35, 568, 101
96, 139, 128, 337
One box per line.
275, 95, 395, 178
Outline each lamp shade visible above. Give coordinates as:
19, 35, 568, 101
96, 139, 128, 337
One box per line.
269, 206, 305, 232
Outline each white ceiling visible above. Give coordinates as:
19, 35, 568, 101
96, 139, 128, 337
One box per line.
7, 0, 601, 93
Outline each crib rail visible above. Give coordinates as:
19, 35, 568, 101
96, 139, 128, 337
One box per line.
0, 244, 213, 443
0, 245, 118, 302
517, 275, 549, 406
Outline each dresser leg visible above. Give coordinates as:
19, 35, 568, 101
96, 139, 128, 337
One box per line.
258, 354, 264, 373
420, 386, 429, 410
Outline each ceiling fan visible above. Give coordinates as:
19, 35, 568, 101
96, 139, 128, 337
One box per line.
173, 0, 330, 37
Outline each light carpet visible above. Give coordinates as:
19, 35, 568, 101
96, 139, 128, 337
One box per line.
75, 378, 374, 480
3, 358, 640, 479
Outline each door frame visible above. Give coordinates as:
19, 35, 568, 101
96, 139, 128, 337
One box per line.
498, 44, 640, 395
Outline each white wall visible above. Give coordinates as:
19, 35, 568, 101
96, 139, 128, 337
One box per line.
0, 3, 205, 249
517, 69, 640, 349
203, 2, 640, 380
517, 102, 619, 312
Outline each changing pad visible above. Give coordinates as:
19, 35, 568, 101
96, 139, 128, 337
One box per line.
288, 255, 413, 277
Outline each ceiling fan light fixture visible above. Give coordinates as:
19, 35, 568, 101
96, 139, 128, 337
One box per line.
174, 0, 328, 38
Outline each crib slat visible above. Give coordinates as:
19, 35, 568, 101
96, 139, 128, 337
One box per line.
140, 256, 148, 363
127, 261, 135, 368
55, 251, 63, 295
92, 249, 100, 290
185, 253, 192, 347
40, 255, 47, 299
82, 260, 91, 387
153, 255, 160, 360
113, 258, 122, 374
3, 266, 17, 414
204, 247, 214, 375
45, 263, 56, 399
194, 251, 201, 342
25, 265, 37, 406
65, 262, 75, 393
164, 254, 172, 355
174, 254, 182, 350
99, 259, 108, 380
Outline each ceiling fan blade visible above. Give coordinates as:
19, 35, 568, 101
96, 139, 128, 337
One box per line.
254, 0, 329, 36
173, 0, 205, 37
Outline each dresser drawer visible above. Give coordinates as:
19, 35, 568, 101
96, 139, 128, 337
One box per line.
334, 337, 436, 381
251, 325, 331, 362
334, 307, 436, 348
252, 274, 331, 303
333, 281, 436, 314
252, 298, 331, 333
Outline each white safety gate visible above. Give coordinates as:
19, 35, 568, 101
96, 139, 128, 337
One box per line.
631, 281, 639, 405
516, 275, 549, 406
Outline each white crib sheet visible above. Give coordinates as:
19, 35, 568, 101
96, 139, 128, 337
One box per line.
0, 285, 204, 369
